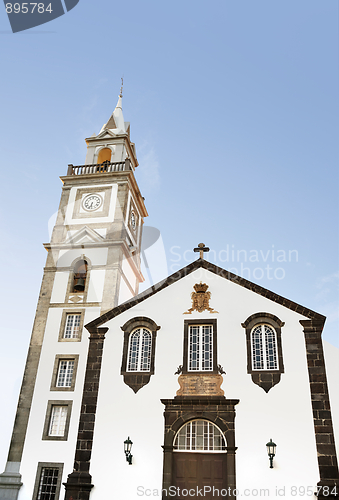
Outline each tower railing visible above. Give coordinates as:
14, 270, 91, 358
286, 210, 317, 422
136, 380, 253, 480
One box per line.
67, 159, 131, 176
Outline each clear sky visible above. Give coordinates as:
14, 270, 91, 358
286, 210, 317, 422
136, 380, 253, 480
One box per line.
0, 0, 338, 470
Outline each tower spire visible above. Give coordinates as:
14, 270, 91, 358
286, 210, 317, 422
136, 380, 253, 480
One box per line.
100, 81, 125, 133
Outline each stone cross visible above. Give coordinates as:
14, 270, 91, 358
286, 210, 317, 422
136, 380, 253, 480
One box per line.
194, 243, 210, 260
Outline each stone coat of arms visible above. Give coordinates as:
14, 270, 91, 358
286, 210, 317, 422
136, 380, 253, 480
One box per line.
184, 282, 218, 314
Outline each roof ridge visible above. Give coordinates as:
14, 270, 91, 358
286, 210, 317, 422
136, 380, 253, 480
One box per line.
85, 258, 325, 330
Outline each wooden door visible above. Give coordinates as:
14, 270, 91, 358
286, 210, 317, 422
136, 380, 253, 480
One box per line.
172, 452, 228, 499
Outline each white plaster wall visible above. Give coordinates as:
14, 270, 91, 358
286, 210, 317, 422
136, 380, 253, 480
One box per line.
57, 248, 108, 268
87, 269, 105, 303
122, 255, 136, 291
118, 276, 134, 304
90, 268, 320, 499
18, 307, 101, 500
50, 272, 68, 303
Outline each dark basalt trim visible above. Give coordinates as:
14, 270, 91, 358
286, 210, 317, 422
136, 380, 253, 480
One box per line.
250, 372, 281, 393
300, 319, 339, 494
63, 326, 108, 500
122, 373, 152, 393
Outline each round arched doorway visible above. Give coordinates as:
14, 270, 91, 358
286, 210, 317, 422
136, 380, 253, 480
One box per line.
172, 420, 228, 498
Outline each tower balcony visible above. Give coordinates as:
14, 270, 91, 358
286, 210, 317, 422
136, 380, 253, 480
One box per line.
67, 159, 132, 176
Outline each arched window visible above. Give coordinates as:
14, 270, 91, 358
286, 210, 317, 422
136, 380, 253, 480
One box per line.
174, 420, 226, 452
120, 318, 160, 393
97, 147, 112, 164
251, 324, 278, 370
127, 328, 152, 372
72, 260, 88, 293
241, 313, 285, 392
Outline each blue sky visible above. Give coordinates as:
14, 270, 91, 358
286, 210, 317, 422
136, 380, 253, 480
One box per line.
0, 0, 338, 469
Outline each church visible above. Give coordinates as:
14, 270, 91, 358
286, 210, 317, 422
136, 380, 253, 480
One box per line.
0, 93, 338, 500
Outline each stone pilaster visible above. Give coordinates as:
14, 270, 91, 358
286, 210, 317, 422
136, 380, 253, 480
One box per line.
300, 319, 339, 498
63, 326, 108, 500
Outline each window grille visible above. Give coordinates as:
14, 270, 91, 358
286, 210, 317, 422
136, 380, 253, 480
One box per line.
264, 325, 278, 369
36, 467, 59, 500
127, 328, 152, 372
174, 420, 226, 452
251, 324, 278, 370
64, 314, 81, 339
49, 406, 67, 436
188, 325, 213, 371
56, 360, 75, 387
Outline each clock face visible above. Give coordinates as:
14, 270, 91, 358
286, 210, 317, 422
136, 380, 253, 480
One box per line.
82, 194, 103, 211
130, 211, 136, 230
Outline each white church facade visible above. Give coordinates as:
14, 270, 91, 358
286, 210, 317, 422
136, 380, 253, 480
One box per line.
0, 95, 338, 500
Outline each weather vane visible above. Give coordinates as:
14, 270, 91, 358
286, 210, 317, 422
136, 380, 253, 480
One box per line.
120, 77, 124, 98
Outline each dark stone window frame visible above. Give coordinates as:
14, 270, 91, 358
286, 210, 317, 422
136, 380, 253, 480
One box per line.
42, 400, 73, 441
241, 312, 285, 393
50, 354, 79, 392
120, 317, 160, 393
183, 319, 218, 374
32, 462, 64, 500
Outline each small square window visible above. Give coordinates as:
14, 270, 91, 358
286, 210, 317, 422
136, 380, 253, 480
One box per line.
50, 355, 79, 392
64, 314, 81, 339
32, 462, 63, 500
58, 310, 84, 342
42, 400, 72, 441
56, 360, 75, 387
49, 406, 67, 436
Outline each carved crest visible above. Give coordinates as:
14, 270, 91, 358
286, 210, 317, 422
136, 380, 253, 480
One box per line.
184, 282, 218, 314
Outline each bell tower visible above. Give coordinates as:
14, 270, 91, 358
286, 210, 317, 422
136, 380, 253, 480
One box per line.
0, 92, 147, 500
53, 90, 147, 312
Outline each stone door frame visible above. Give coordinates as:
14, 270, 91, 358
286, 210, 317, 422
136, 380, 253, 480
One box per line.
161, 397, 239, 499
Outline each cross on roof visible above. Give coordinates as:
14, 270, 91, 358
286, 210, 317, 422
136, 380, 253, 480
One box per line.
194, 243, 210, 260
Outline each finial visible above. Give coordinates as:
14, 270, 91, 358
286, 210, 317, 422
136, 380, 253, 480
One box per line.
193, 243, 210, 260
119, 77, 124, 98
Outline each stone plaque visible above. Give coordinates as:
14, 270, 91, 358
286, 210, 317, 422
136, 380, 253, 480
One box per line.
176, 374, 224, 396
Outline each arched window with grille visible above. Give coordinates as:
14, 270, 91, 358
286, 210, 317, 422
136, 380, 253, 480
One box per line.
127, 328, 152, 372
174, 420, 226, 453
242, 313, 285, 392
251, 324, 278, 370
120, 317, 160, 393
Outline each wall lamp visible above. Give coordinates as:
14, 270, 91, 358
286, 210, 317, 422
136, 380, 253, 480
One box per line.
124, 437, 133, 465
266, 439, 277, 468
